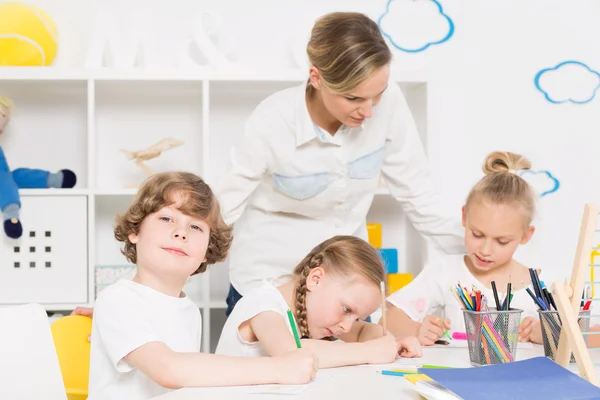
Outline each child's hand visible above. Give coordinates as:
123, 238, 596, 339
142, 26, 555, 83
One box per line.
418, 315, 451, 346
365, 333, 402, 364
273, 349, 318, 385
71, 307, 94, 342
519, 317, 541, 343
397, 336, 422, 358
71, 306, 94, 318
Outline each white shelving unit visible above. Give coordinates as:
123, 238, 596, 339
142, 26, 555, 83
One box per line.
0, 66, 430, 352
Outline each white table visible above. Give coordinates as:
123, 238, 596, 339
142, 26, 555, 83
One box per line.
151, 344, 571, 400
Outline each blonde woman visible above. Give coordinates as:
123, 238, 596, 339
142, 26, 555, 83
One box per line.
73, 11, 464, 320
217, 11, 464, 316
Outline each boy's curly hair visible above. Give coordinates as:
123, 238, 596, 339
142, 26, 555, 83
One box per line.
114, 172, 233, 275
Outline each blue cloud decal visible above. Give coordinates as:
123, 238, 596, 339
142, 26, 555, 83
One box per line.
378, 0, 454, 53
519, 170, 560, 197
534, 61, 600, 104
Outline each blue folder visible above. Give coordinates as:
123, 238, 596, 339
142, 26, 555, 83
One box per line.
420, 357, 600, 400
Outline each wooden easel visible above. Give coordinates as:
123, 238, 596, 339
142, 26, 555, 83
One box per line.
551, 203, 600, 385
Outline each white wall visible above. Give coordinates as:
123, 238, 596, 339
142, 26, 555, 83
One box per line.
434, 1, 600, 286
5, 0, 600, 290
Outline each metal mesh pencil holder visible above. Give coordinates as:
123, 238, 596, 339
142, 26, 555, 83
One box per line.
538, 309, 591, 363
463, 308, 523, 366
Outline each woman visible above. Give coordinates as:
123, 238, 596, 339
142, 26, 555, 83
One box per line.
73, 11, 464, 319
216, 11, 464, 316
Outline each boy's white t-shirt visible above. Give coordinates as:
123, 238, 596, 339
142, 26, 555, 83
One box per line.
88, 279, 202, 400
387, 254, 542, 334
215, 279, 295, 358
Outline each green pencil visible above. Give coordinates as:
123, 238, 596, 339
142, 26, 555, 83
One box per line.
287, 309, 302, 348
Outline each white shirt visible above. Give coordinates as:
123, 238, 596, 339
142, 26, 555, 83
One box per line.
216, 81, 464, 295
88, 279, 202, 400
387, 254, 542, 334
215, 280, 295, 357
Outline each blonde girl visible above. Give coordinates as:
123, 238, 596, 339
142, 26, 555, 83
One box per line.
385, 152, 544, 345
216, 235, 421, 367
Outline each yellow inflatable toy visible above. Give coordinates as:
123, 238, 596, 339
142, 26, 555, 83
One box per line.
0, 2, 58, 66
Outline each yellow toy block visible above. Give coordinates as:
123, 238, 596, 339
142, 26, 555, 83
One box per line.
367, 223, 382, 248
404, 374, 432, 384
388, 273, 413, 294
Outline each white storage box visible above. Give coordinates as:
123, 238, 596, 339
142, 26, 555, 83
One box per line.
0, 195, 88, 305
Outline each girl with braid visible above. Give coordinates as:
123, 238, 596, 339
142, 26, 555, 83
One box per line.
215, 235, 421, 368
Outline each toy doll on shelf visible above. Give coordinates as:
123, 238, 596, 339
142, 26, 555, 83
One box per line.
0, 96, 77, 239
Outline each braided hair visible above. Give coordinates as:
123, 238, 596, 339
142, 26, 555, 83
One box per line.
292, 235, 385, 339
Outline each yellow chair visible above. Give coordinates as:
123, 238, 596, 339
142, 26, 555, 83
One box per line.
50, 315, 92, 400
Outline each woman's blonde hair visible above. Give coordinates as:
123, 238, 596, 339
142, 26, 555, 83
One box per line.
306, 12, 392, 95
114, 171, 233, 275
293, 235, 385, 338
466, 151, 536, 225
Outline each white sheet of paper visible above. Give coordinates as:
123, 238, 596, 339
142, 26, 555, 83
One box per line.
393, 357, 425, 364
240, 375, 330, 395
358, 357, 423, 370
243, 385, 308, 395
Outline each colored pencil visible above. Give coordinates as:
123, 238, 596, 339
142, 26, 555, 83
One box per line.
505, 280, 512, 310
450, 282, 513, 362
491, 281, 502, 310
287, 309, 302, 348
380, 370, 413, 377
481, 332, 492, 364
